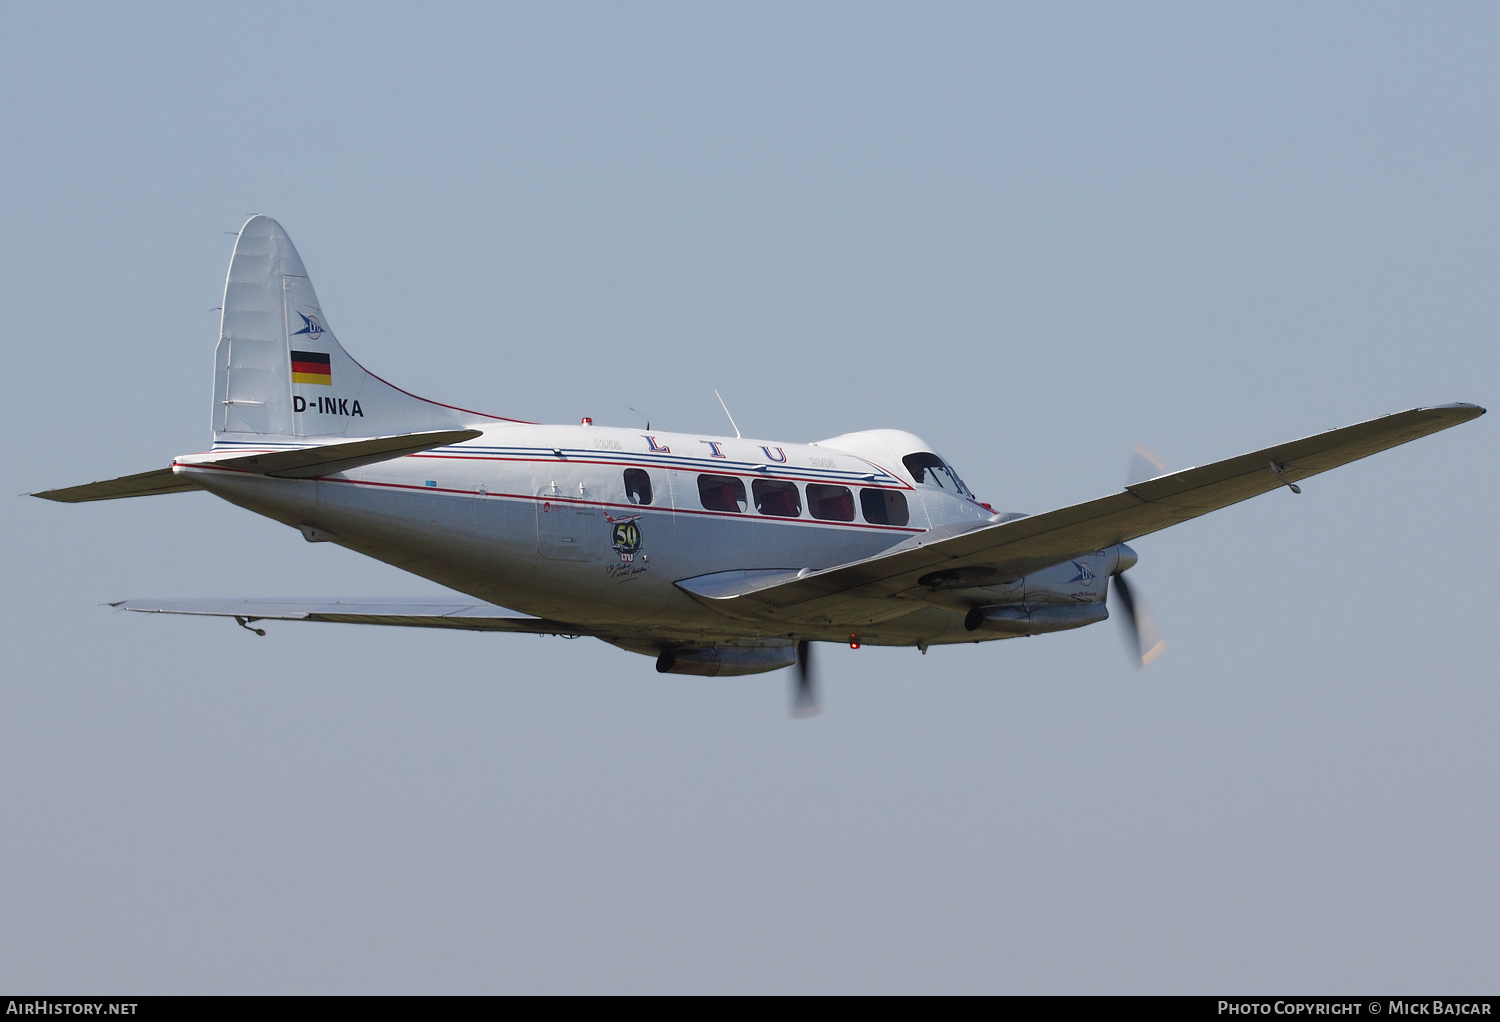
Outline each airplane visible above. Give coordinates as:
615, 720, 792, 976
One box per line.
35, 215, 1485, 715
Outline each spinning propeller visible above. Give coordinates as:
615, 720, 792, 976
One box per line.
1114, 443, 1167, 667
1109, 568, 1166, 667
792, 639, 819, 717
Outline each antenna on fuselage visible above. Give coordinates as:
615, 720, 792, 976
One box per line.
628, 406, 651, 431
713, 389, 742, 439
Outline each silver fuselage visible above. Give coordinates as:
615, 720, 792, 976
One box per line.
178, 422, 1111, 649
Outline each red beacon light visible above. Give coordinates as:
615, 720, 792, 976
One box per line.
581, 417, 593, 425
850, 634, 860, 649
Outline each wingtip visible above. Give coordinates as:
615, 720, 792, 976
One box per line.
1427, 402, 1486, 417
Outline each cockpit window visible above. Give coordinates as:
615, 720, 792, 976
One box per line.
902, 452, 972, 497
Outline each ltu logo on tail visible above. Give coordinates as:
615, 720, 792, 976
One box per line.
293, 312, 324, 340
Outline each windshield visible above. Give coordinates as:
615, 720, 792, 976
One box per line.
902, 452, 973, 497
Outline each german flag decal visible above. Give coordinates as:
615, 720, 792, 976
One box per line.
290, 350, 332, 386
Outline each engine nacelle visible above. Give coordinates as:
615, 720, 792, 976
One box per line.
919, 544, 1136, 606
656, 644, 799, 677
964, 602, 1109, 635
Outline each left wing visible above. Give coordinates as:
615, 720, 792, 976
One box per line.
113, 598, 594, 635
678, 402, 1485, 625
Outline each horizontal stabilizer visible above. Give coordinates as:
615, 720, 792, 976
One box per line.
33, 467, 200, 503
182, 429, 482, 478
112, 597, 592, 635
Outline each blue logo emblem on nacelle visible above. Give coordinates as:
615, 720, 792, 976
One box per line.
1068, 561, 1095, 584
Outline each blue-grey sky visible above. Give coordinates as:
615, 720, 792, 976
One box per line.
2, 2, 1496, 993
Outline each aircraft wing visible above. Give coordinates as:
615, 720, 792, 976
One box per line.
678, 403, 1485, 625
112, 598, 594, 635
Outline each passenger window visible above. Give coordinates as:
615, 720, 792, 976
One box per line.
697, 474, 747, 513
860, 488, 910, 526
806, 483, 855, 522
752, 479, 801, 518
624, 468, 653, 505
902, 452, 972, 497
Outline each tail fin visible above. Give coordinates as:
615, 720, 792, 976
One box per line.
212, 215, 508, 443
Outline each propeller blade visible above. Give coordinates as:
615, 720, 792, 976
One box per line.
1111, 572, 1141, 663
1111, 572, 1166, 668
792, 640, 819, 717
1126, 443, 1167, 486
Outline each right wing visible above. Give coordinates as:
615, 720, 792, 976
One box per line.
678, 403, 1485, 625
112, 597, 595, 636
